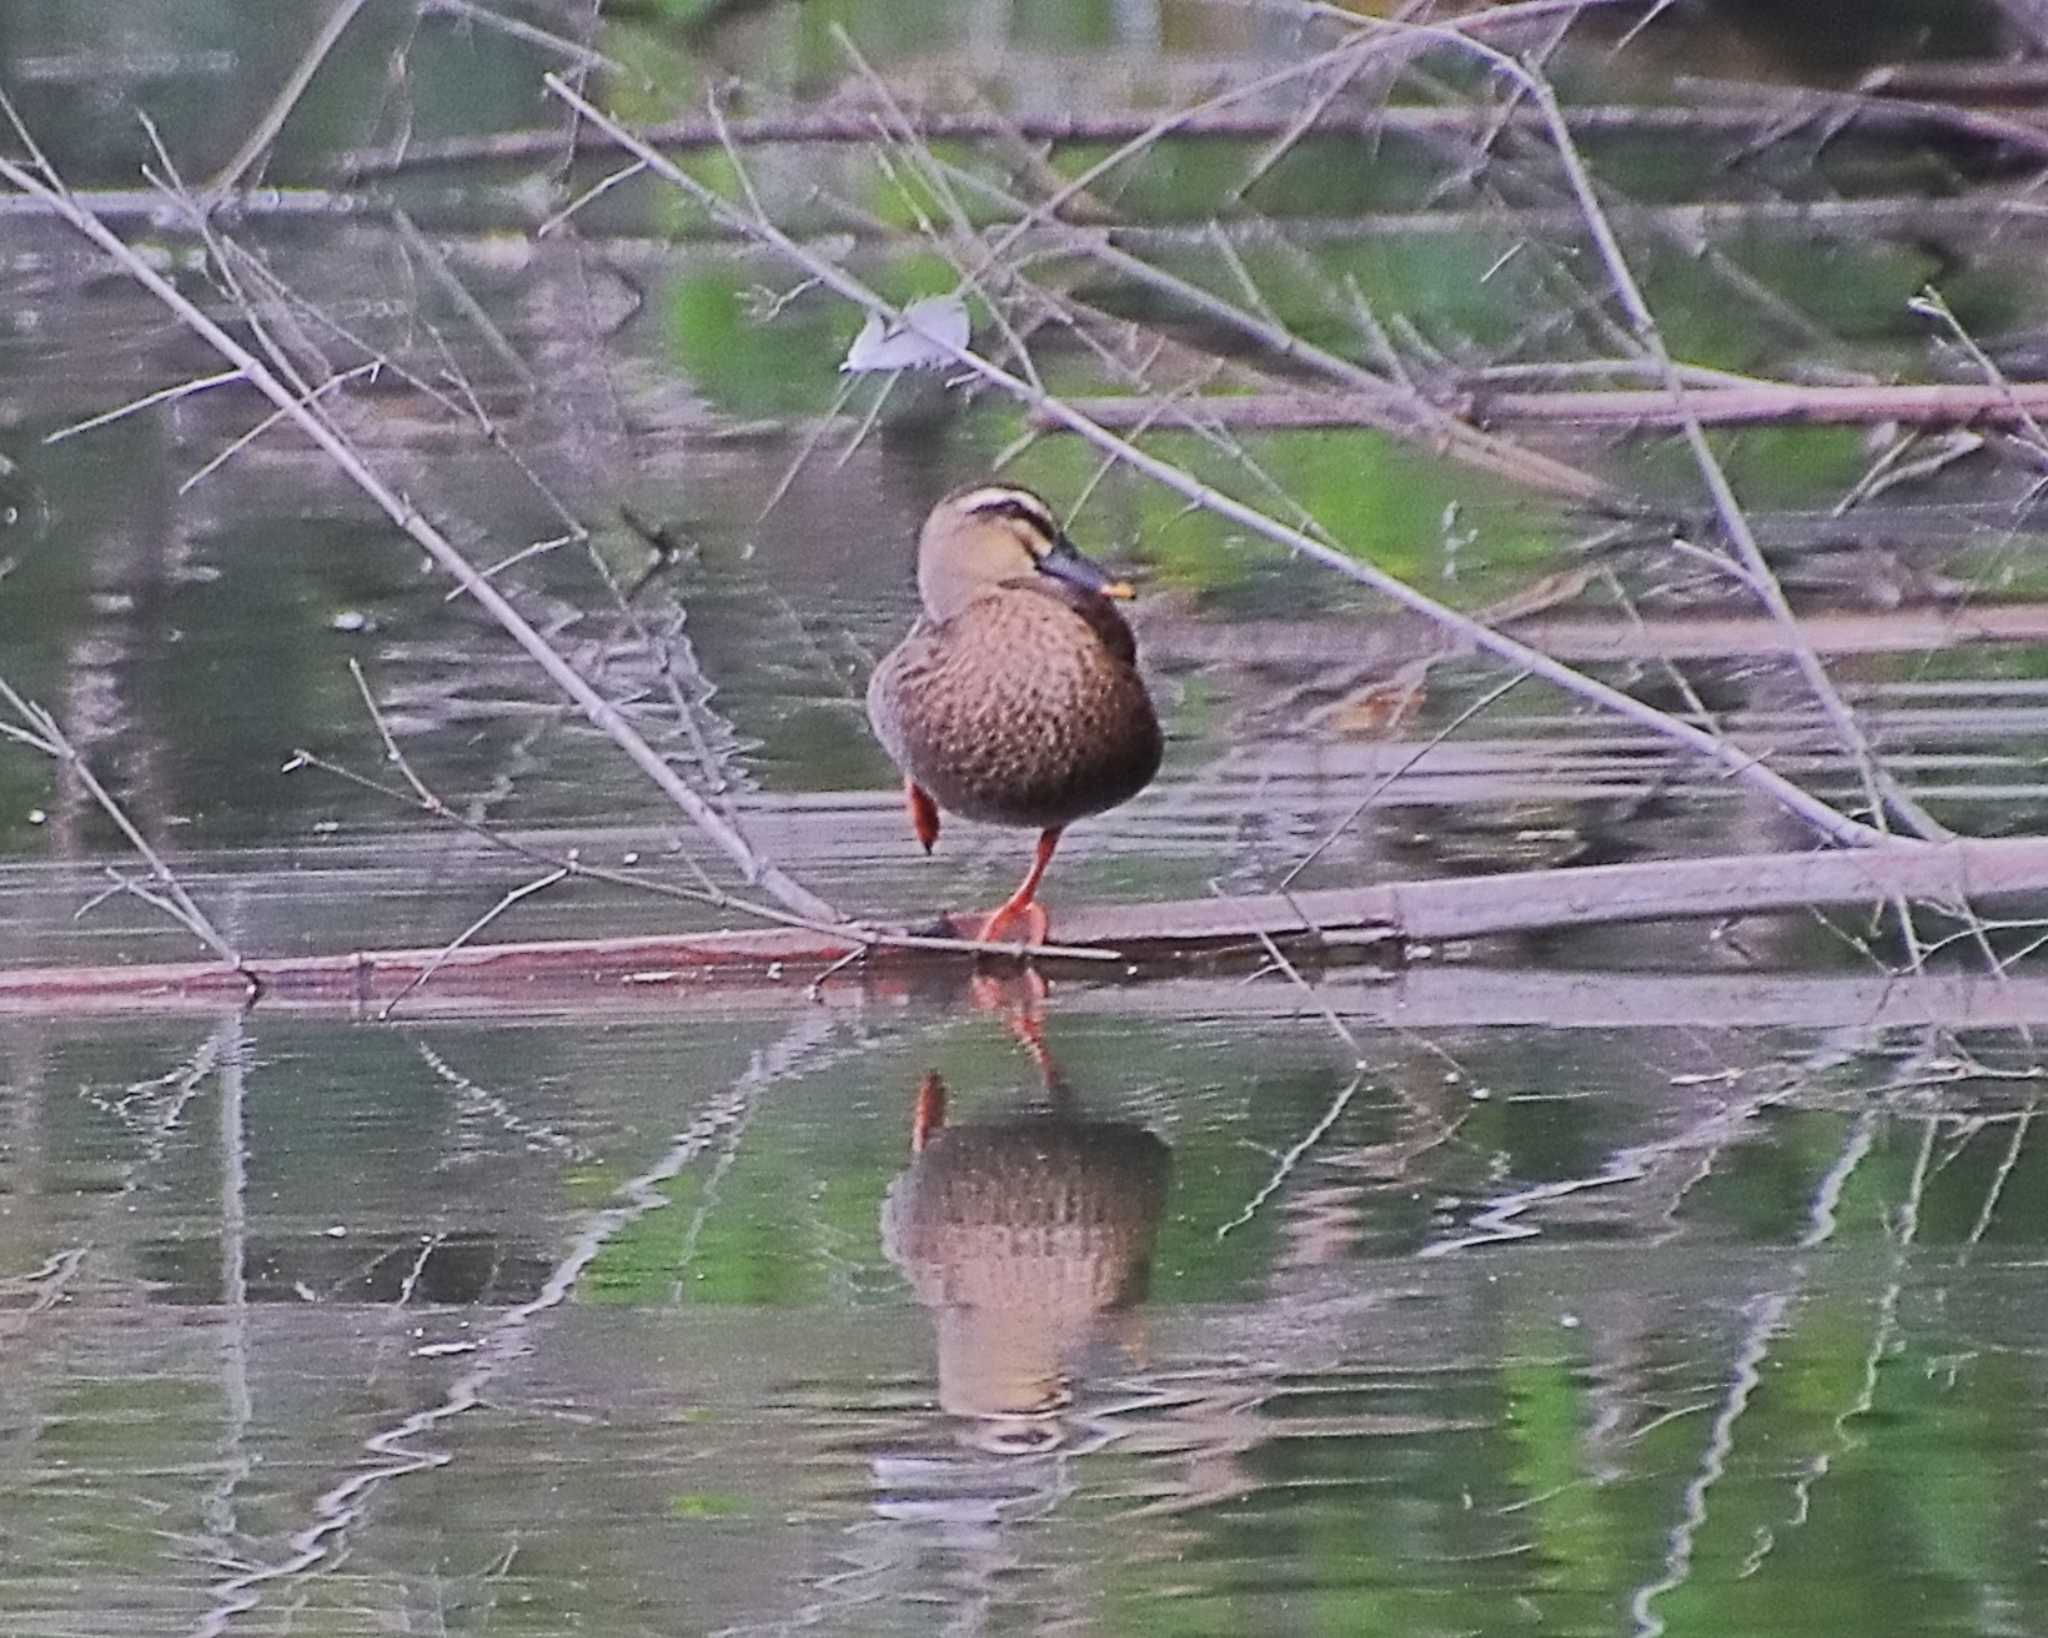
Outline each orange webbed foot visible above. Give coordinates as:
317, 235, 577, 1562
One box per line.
905, 780, 940, 854
969, 828, 1061, 950
974, 897, 1050, 949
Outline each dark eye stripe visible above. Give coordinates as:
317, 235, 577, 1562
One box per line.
963, 491, 1056, 537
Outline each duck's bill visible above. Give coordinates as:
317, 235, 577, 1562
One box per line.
1040, 535, 1136, 600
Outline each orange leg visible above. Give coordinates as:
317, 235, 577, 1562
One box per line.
905, 779, 941, 854
975, 827, 1062, 947
910, 1070, 947, 1154
969, 968, 1062, 1091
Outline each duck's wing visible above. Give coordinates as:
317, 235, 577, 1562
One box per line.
867, 591, 1160, 829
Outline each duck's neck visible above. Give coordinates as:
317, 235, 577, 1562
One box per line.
917, 551, 989, 622
1019, 579, 1140, 664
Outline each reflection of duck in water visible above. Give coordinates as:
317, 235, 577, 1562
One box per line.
850, 985, 1171, 1622
881, 1068, 1171, 1434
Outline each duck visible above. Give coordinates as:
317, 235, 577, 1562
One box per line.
867, 483, 1163, 946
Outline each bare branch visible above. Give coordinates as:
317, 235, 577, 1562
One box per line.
542, 76, 1882, 851
0, 149, 846, 928
1396, 22, 1941, 839
0, 674, 249, 982
419, 0, 631, 77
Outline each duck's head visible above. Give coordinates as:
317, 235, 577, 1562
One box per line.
918, 483, 1134, 621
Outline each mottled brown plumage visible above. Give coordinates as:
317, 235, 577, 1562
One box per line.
867, 483, 1163, 943
882, 1072, 1171, 1419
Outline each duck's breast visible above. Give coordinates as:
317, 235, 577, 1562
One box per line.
867, 585, 1161, 830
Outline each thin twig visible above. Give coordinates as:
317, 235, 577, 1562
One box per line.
43, 369, 245, 446
283, 745, 1118, 963
178, 361, 382, 495
1283, 670, 1531, 889
420, 0, 631, 77
378, 867, 570, 1019
0, 674, 249, 982
390, 207, 537, 388
448, 531, 579, 599
1913, 283, 2048, 461
1228, 40, 1378, 205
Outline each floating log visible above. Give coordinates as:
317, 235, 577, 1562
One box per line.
327, 97, 2048, 182
1135, 602, 2048, 671
1045, 382, 2048, 435
3, 837, 2046, 1015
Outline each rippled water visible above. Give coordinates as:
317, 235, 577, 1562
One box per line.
7, 984, 2048, 1633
